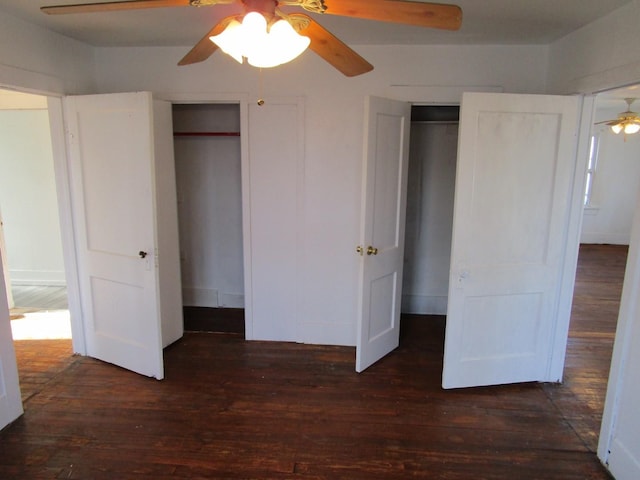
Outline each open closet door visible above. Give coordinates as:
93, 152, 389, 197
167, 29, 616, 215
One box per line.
64, 92, 181, 380
0, 254, 22, 429
356, 96, 411, 372
442, 92, 581, 389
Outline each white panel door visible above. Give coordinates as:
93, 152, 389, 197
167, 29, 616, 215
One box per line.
443, 92, 580, 389
356, 96, 411, 372
0, 253, 22, 429
600, 192, 640, 479
0, 207, 13, 309
606, 312, 640, 479
65, 92, 164, 379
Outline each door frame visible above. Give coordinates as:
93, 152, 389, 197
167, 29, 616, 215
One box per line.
0, 91, 85, 355
358, 91, 590, 380
0, 205, 13, 309
157, 93, 253, 339
48, 97, 85, 354
2, 88, 256, 353
51, 91, 254, 349
595, 84, 640, 468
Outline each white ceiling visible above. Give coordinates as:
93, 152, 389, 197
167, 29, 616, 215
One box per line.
0, 0, 633, 48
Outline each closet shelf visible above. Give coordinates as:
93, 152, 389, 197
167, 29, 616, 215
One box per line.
173, 131, 240, 137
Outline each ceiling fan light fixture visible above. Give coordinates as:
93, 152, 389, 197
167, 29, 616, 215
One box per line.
601, 98, 640, 137
210, 12, 310, 68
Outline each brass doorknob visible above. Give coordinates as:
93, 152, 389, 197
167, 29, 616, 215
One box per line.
356, 245, 364, 256
367, 246, 378, 255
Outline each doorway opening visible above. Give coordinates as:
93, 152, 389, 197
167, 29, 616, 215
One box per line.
172, 103, 245, 337
559, 85, 640, 452
399, 104, 459, 350
402, 105, 459, 318
0, 88, 72, 403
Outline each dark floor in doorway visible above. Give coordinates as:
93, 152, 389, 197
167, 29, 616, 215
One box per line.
183, 306, 245, 335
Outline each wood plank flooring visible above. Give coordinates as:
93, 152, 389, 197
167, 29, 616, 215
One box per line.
543, 243, 627, 453
1, 244, 624, 479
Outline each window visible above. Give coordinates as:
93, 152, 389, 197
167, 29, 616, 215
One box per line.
584, 133, 600, 206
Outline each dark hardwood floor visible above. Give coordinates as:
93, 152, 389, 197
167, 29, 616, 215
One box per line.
1, 244, 625, 479
543, 244, 627, 454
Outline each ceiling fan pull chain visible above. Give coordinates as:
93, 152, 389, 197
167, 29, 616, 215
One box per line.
257, 68, 265, 106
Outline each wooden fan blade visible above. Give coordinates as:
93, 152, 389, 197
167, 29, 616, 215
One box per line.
322, 0, 462, 31
178, 15, 238, 66
42, 0, 191, 15
294, 14, 373, 77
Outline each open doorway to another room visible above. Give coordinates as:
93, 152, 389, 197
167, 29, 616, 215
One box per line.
172, 104, 245, 337
0, 89, 72, 403
549, 85, 640, 453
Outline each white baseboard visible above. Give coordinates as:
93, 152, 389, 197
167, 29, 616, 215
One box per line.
9, 269, 66, 286
182, 287, 244, 308
401, 294, 448, 315
580, 233, 630, 245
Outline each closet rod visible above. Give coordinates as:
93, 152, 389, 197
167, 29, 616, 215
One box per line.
173, 131, 240, 137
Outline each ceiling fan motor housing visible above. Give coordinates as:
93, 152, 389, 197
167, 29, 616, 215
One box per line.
242, 0, 278, 18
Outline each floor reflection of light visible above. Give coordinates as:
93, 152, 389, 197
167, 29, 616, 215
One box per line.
10, 310, 71, 340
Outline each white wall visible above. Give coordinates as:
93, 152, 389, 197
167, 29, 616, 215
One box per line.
0, 10, 95, 95
0, 106, 66, 286
581, 105, 640, 245
547, 0, 640, 95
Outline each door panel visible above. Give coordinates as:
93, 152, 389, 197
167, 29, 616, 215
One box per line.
600, 191, 640, 479
64, 92, 165, 379
356, 96, 411, 372
0, 254, 22, 429
443, 92, 581, 389
247, 98, 302, 342
0, 208, 13, 309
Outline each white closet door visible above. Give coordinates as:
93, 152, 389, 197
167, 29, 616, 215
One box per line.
356, 96, 411, 372
0, 253, 22, 429
443, 92, 581, 389
64, 92, 168, 379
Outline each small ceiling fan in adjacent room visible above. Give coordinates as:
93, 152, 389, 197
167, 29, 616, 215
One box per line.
41, 0, 463, 76
596, 98, 640, 139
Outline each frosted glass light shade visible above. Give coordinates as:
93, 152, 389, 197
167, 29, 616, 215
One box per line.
210, 19, 245, 64
210, 12, 310, 68
624, 123, 640, 134
611, 123, 623, 134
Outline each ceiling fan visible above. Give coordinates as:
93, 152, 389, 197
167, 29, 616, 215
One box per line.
41, 0, 463, 77
595, 98, 640, 136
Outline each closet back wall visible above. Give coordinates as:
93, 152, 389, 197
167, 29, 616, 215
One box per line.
172, 104, 244, 308
402, 107, 459, 315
